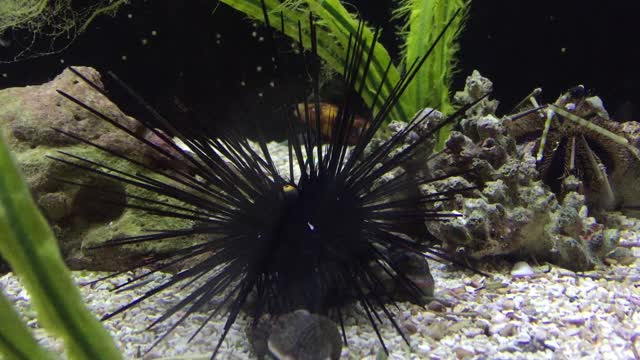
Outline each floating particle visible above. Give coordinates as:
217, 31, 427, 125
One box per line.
256, 65, 263, 72
141, 38, 149, 45
240, 81, 246, 87
60, 59, 65, 64
127, 13, 133, 19
151, 30, 158, 36
252, 31, 258, 38
269, 81, 275, 88
258, 36, 264, 42
258, 92, 263, 97
121, 55, 128, 61
2, 73, 7, 78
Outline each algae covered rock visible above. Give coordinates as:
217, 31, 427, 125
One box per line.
393, 71, 622, 271
0, 67, 196, 270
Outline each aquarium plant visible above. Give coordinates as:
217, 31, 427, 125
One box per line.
219, 0, 470, 145
0, 127, 122, 360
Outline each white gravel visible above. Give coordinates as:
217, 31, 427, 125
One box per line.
1, 232, 638, 360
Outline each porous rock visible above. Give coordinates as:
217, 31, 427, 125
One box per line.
392, 71, 621, 270
0, 67, 196, 270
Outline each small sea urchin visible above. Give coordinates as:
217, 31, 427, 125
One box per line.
50, 5, 481, 358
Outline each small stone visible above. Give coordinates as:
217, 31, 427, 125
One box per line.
563, 315, 586, 326
498, 323, 517, 337
515, 331, 531, 343
425, 322, 448, 340
470, 276, 485, 288
417, 342, 431, 354
267, 310, 342, 360
450, 286, 467, 296
428, 300, 447, 312
501, 299, 515, 310
454, 346, 475, 359
532, 328, 547, 341
402, 323, 418, 335
462, 327, 484, 338
511, 261, 534, 277
496, 287, 509, 295
491, 312, 508, 324
544, 339, 560, 351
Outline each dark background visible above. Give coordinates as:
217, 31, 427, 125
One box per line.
0, 0, 637, 137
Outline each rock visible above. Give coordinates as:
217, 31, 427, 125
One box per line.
388, 249, 435, 301
454, 346, 475, 359
0, 67, 197, 271
427, 300, 447, 312
384, 72, 627, 271
261, 310, 343, 360
511, 262, 534, 277
453, 70, 499, 117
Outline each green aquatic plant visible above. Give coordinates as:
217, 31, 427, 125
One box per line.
392, 0, 470, 145
0, 291, 57, 360
0, 127, 122, 360
219, 0, 470, 143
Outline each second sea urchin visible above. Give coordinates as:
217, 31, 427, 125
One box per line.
50, 5, 481, 358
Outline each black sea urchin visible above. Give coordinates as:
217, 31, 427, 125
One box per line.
50, 6, 480, 358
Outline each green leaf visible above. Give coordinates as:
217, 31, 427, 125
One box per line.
392, 0, 471, 147
0, 290, 57, 360
0, 127, 122, 360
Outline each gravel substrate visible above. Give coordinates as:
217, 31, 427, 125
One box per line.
1, 236, 639, 360
2, 141, 640, 359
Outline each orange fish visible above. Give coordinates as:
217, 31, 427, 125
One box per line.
295, 102, 370, 145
